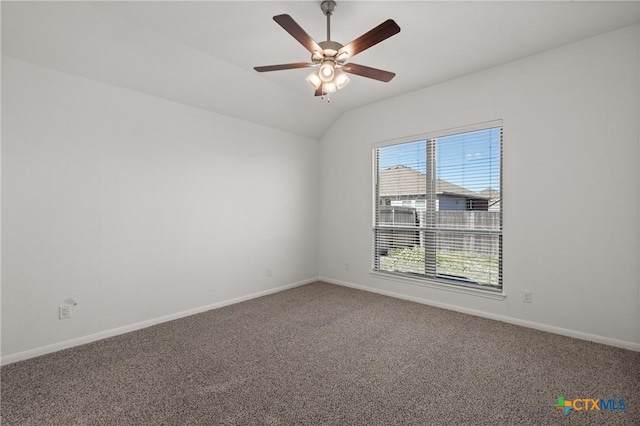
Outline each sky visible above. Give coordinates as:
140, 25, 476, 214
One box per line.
378, 127, 501, 193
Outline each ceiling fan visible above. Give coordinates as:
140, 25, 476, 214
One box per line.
254, 0, 400, 100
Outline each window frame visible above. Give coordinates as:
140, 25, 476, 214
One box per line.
371, 120, 504, 298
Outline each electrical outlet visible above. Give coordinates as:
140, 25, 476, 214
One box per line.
59, 305, 72, 319
522, 291, 532, 303
344, 262, 350, 271
267, 268, 272, 277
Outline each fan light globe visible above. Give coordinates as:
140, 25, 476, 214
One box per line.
322, 81, 337, 93
334, 69, 350, 90
319, 62, 335, 82
306, 70, 322, 89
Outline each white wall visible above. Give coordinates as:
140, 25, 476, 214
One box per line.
1, 57, 319, 361
319, 25, 640, 349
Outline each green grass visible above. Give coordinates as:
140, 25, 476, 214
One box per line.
379, 247, 500, 287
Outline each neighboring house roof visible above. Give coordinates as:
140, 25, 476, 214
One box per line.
378, 165, 489, 200
378, 165, 425, 197
479, 188, 500, 199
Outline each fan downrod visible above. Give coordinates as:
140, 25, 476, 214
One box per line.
320, 1, 337, 41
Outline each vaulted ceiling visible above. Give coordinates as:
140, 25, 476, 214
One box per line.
3, 1, 638, 139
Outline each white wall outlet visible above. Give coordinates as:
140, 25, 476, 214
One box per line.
59, 305, 72, 319
267, 267, 272, 277
522, 291, 532, 303
344, 262, 350, 271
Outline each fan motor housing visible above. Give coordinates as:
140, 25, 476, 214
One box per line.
318, 40, 343, 53
313, 41, 344, 64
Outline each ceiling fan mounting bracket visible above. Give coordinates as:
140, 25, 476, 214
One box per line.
320, 1, 337, 17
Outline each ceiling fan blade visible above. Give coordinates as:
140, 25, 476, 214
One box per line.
273, 14, 322, 55
314, 87, 323, 97
338, 19, 400, 59
254, 62, 314, 72
343, 63, 396, 82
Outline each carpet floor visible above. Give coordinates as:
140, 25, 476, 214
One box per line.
2, 282, 639, 425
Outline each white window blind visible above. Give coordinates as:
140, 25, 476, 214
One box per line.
373, 124, 502, 290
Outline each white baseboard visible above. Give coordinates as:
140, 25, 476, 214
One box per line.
1, 278, 317, 366
320, 276, 640, 352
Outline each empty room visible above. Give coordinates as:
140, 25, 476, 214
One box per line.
2, 1, 639, 424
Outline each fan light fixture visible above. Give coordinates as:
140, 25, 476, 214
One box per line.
254, 0, 400, 101
307, 60, 350, 94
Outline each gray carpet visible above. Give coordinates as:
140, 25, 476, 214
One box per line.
2, 282, 639, 425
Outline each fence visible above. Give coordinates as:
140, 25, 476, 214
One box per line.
377, 207, 500, 256
376, 206, 420, 255
433, 211, 500, 256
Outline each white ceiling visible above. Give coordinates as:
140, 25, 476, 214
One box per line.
3, 1, 639, 139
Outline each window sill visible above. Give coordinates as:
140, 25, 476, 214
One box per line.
369, 270, 506, 300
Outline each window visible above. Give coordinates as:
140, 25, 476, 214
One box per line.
373, 123, 502, 291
